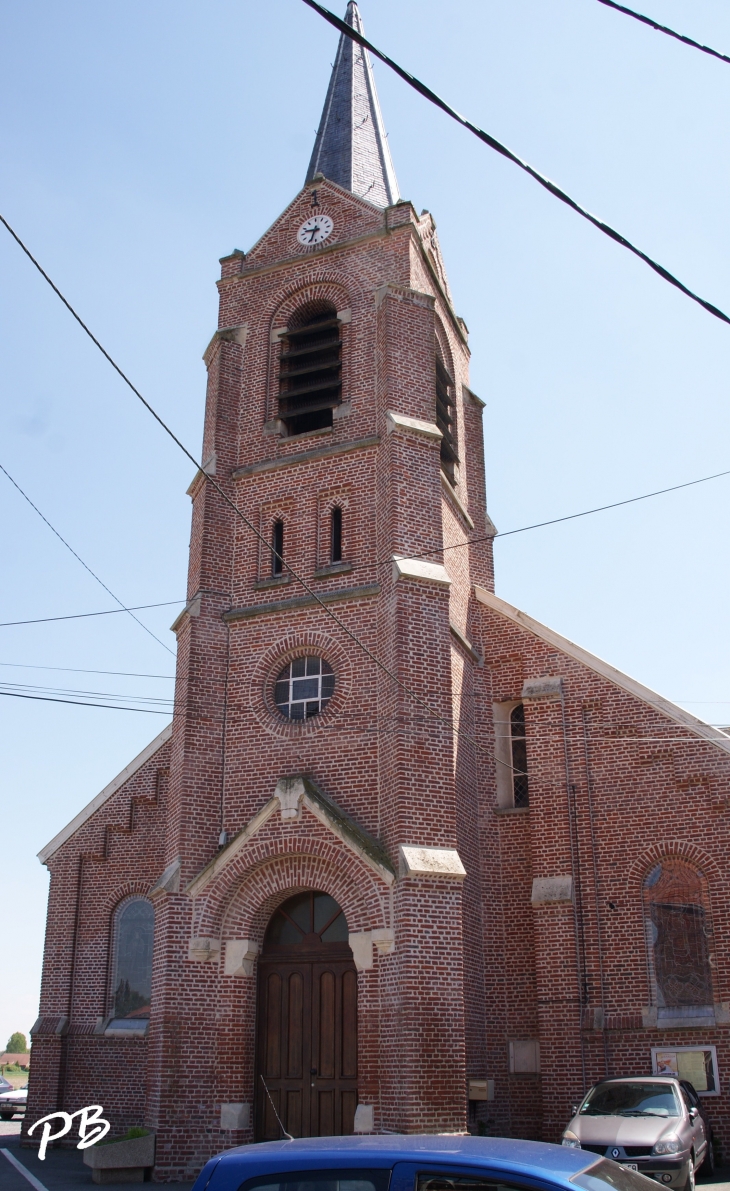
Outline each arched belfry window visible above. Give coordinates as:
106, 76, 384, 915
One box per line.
643, 860, 714, 1021
279, 303, 342, 437
435, 351, 458, 483
111, 897, 154, 1022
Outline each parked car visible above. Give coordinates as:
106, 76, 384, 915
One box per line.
0, 1085, 27, 1121
0, 1076, 12, 1094
562, 1077, 712, 1191
191, 1134, 660, 1191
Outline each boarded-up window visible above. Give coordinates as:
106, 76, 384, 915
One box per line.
643, 860, 713, 1010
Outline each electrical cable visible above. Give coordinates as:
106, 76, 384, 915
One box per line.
0, 661, 175, 679
0, 461, 176, 657
0, 690, 171, 714
0, 600, 184, 628
369, 463, 730, 570
300, 0, 730, 329
0, 679, 173, 704
0, 216, 476, 753
594, 0, 730, 65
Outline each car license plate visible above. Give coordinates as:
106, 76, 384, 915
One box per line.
621, 1164, 638, 1171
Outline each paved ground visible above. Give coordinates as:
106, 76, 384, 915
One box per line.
2, 1122, 730, 1191
0, 1131, 195, 1191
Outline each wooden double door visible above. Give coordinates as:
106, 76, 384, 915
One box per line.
255, 950, 358, 1139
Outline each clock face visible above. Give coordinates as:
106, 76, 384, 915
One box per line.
297, 214, 333, 247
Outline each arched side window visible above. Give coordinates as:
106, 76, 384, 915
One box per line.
643, 859, 714, 1022
435, 352, 458, 483
111, 897, 154, 1022
493, 700, 530, 809
271, 519, 284, 576
279, 302, 341, 437
330, 506, 343, 564
510, 704, 529, 807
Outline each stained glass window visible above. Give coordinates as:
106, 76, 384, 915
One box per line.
112, 897, 154, 1019
643, 860, 713, 1012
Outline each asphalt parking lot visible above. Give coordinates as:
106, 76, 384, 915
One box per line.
3, 1122, 730, 1191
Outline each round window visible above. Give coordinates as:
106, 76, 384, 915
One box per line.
274, 656, 334, 720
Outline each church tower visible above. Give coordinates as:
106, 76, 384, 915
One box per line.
151, 0, 494, 1168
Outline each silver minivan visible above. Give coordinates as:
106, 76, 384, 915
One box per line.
562, 1076, 713, 1191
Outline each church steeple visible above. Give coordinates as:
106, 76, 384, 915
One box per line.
305, 1, 400, 208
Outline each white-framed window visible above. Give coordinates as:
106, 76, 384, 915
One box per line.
493, 700, 530, 808
274, 656, 335, 720
651, 1046, 720, 1095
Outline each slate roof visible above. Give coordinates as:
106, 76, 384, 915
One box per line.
305, 1, 400, 208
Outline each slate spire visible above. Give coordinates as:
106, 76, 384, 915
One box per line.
306, 2, 400, 208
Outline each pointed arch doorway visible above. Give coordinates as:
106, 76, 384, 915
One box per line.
255, 890, 358, 1140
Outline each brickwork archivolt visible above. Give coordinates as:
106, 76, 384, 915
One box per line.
193, 815, 389, 940
625, 840, 723, 893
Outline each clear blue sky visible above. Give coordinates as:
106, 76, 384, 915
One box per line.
1, 0, 729, 1048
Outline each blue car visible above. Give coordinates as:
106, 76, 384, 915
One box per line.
191, 1134, 653, 1191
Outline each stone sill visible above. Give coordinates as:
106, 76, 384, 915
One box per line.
254, 576, 291, 591
493, 806, 530, 816
313, 563, 353, 579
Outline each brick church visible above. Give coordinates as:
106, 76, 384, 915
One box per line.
26, 3, 730, 1180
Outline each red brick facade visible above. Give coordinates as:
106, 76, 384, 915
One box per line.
25, 176, 730, 1180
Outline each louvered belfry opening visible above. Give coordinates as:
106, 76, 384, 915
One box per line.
279, 302, 342, 436
435, 354, 458, 483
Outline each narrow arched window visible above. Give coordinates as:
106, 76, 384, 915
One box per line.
111, 897, 154, 1021
331, 506, 343, 563
271, 519, 284, 576
436, 353, 458, 483
279, 303, 341, 436
510, 704, 529, 807
643, 860, 714, 1022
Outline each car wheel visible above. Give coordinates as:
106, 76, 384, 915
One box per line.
0, 1112, 13, 1121
700, 1135, 715, 1177
683, 1155, 696, 1191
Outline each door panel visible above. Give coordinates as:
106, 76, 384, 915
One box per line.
256, 953, 357, 1139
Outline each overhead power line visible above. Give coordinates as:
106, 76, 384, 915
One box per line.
0, 600, 184, 628
300, 0, 730, 329
0, 217, 477, 753
0, 689, 171, 715
0, 661, 175, 679
594, 0, 730, 65
0, 461, 176, 657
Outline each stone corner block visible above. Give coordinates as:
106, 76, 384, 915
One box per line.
531, 875, 573, 905
275, 776, 305, 819
353, 1103, 374, 1133
398, 845, 466, 880
642, 1006, 658, 1029
220, 1102, 250, 1131
392, 556, 451, 587
522, 676, 563, 702
188, 937, 221, 963
386, 409, 442, 441
371, 928, 395, 955
224, 939, 260, 978
348, 931, 373, 971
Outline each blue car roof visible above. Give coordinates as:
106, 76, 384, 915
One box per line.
195, 1134, 598, 1191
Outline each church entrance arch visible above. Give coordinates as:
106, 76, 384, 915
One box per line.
255, 890, 358, 1140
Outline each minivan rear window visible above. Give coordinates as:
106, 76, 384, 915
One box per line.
239, 1170, 391, 1191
